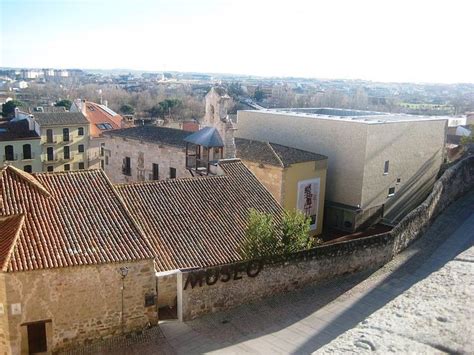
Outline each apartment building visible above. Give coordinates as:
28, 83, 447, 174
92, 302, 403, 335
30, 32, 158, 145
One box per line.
70, 100, 123, 169
0, 117, 42, 172
34, 112, 90, 172
237, 108, 447, 231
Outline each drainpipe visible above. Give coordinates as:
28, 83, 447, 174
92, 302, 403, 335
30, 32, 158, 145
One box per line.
119, 267, 129, 334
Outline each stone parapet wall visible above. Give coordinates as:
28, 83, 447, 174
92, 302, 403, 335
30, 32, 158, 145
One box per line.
392, 156, 474, 254
179, 156, 474, 321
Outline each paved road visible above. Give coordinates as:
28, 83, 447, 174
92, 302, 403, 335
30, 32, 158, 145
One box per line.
93, 190, 474, 354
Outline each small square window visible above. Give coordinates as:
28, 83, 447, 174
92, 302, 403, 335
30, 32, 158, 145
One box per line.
144, 294, 156, 307
24, 165, 32, 173
388, 187, 395, 197
78, 162, 85, 170
64, 164, 70, 171
396, 178, 401, 183
47, 166, 54, 172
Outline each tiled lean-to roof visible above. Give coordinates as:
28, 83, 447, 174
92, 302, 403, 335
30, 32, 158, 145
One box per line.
0, 166, 154, 272
116, 159, 284, 272
235, 138, 327, 168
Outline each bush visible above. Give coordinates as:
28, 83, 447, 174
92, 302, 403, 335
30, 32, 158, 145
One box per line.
239, 209, 318, 260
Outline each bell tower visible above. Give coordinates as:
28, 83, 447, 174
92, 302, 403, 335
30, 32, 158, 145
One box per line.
201, 87, 236, 159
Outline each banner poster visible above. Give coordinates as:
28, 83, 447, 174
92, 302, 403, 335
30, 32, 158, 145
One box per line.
296, 178, 320, 230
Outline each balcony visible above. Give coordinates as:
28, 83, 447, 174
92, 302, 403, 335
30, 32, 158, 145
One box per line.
3, 154, 18, 162
42, 140, 57, 145
21, 153, 35, 161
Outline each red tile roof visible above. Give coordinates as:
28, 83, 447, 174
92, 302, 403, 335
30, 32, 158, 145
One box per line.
0, 214, 25, 272
116, 159, 283, 272
82, 102, 123, 138
0, 166, 154, 272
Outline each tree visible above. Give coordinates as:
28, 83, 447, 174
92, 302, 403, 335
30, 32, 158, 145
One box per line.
55, 99, 72, 110
253, 88, 266, 102
2, 100, 25, 118
239, 209, 317, 260
119, 104, 135, 115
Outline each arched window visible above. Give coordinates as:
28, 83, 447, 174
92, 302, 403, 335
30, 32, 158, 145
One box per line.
23, 144, 32, 159
4, 145, 14, 161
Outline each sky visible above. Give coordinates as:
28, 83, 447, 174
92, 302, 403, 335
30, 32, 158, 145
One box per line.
1, 0, 473, 84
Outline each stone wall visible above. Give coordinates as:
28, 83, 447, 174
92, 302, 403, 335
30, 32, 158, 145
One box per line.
157, 273, 177, 308
0, 273, 9, 355
103, 135, 189, 183
179, 156, 474, 321
3, 259, 157, 354
241, 160, 284, 203
180, 233, 393, 320
391, 156, 474, 254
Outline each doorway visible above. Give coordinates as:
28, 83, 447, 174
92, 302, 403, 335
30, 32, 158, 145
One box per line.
26, 321, 48, 354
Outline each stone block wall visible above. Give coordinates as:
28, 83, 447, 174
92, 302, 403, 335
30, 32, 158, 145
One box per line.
3, 259, 157, 354
0, 273, 9, 355
157, 273, 177, 308
391, 156, 474, 254
103, 135, 189, 184
180, 233, 393, 320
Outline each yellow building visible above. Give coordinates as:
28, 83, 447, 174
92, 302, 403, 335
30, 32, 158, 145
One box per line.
235, 138, 328, 235
34, 112, 90, 172
0, 117, 42, 172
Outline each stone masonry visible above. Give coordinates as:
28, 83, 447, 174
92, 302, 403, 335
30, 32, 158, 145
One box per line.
2, 259, 157, 354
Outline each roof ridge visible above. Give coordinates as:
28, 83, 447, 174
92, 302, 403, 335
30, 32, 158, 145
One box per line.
114, 174, 229, 188
4, 166, 51, 197
267, 142, 284, 168
0, 214, 25, 272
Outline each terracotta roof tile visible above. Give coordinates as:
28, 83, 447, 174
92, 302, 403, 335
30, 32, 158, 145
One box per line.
116, 159, 283, 271
82, 102, 123, 138
236, 138, 327, 167
0, 166, 154, 272
0, 214, 25, 272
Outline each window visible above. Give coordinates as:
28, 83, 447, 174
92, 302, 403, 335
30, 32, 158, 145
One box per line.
78, 162, 84, 170
383, 160, 389, 175
24, 165, 32, 173
46, 129, 53, 143
64, 164, 70, 171
23, 144, 32, 160
78, 144, 84, 153
170, 167, 176, 179
101, 160, 104, 169
122, 157, 131, 176
4, 145, 14, 161
78, 127, 84, 136
396, 178, 401, 183
47, 147, 54, 161
47, 166, 54, 172
152, 163, 159, 180
96, 123, 113, 130
105, 155, 109, 165
64, 146, 70, 160
388, 187, 395, 197
100, 143, 104, 156
63, 128, 69, 142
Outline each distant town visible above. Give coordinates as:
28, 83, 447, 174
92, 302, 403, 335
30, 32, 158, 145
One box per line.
0, 66, 473, 354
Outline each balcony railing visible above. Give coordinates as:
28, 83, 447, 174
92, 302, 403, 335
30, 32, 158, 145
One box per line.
21, 153, 35, 160
3, 154, 18, 162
